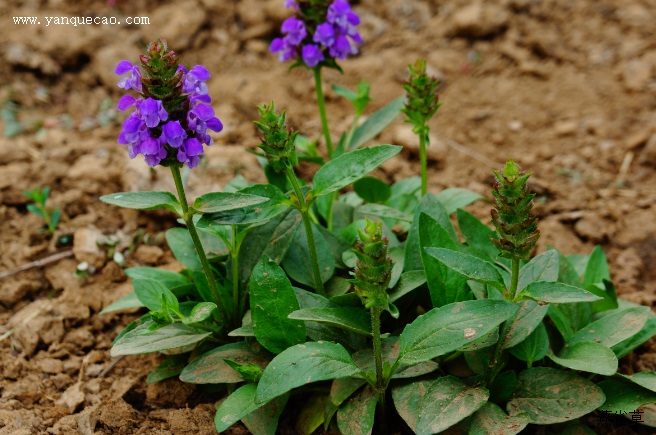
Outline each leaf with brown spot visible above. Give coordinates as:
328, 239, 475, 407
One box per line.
568, 306, 650, 348
180, 341, 270, 384
469, 402, 529, 435
337, 385, 378, 435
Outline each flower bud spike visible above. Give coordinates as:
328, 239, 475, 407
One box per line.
253, 102, 299, 172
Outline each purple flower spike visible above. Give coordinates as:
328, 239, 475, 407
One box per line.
139, 98, 168, 128
281, 17, 307, 46
302, 44, 324, 67
327, 0, 352, 28
115, 60, 142, 92
314, 23, 336, 47
183, 65, 211, 95
160, 121, 187, 148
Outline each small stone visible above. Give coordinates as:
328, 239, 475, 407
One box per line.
73, 227, 107, 270
37, 358, 64, 375
450, 3, 509, 38
554, 120, 578, 136
508, 120, 523, 131
573, 216, 609, 243
56, 381, 85, 413
133, 245, 164, 265
622, 58, 651, 91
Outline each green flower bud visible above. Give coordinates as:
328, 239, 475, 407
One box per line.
350, 219, 394, 310
402, 59, 442, 144
490, 160, 540, 260
254, 102, 299, 172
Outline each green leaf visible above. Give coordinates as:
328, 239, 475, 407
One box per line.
192, 191, 269, 214
398, 300, 518, 364
434, 188, 484, 214
166, 227, 229, 271
507, 367, 605, 424
502, 300, 548, 349
332, 84, 358, 101
294, 289, 353, 347
568, 306, 650, 347
100, 191, 181, 215
111, 322, 210, 356
419, 212, 471, 308
182, 302, 216, 325
238, 208, 301, 290
516, 281, 601, 303
389, 270, 427, 303
424, 247, 504, 290
197, 184, 290, 225
349, 96, 405, 150
489, 371, 518, 404
214, 383, 259, 432
296, 394, 329, 435
242, 393, 289, 435
353, 176, 391, 204
288, 307, 372, 336
614, 316, 656, 359
392, 379, 431, 432
582, 245, 610, 288
250, 256, 306, 354
508, 322, 549, 365
548, 304, 575, 340
133, 279, 178, 313
356, 203, 413, 222
598, 378, 656, 413
331, 378, 368, 407
405, 194, 457, 271
457, 209, 498, 260
337, 385, 378, 435
620, 372, 656, 393
256, 341, 360, 404
548, 341, 617, 375
180, 341, 270, 384
100, 292, 145, 314
26, 203, 45, 217
469, 402, 529, 435
281, 222, 334, 287
517, 250, 559, 291
146, 354, 188, 384
124, 267, 190, 289
416, 376, 489, 435
587, 279, 618, 313
313, 145, 402, 197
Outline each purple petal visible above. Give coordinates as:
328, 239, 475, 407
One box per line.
183, 138, 204, 156
193, 104, 215, 121
117, 95, 137, 111
141, 137, 161, 155
206, 117, 223, 132
115, 60, 134, 75
186, 156, 200, 168
270, 38, 284, 53
189, 65, 211, 81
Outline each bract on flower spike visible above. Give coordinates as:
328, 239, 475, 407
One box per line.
490, 160, 540, 261
402, 59, 441, 145
350, 219, 394, 312
115, 39, 223, 168
270, 0, 362, 69
253, 102, 299, 172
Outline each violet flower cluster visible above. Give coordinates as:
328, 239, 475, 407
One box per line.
270, 0, 362, 68
115, 42, 222, 168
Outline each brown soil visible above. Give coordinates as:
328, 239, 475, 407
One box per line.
1, 0, 655, 434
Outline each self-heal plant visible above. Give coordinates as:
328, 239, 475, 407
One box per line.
402, 59, 441, 196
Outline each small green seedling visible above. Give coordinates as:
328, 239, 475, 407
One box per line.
23, 186, 61, 235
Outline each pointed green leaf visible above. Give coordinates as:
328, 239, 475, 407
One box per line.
598, 378, 656, 413
296, 394, 330, 435
389, 270, 427, 303
508, 322, 549, 365
434, 188, 483, 214
257, 341, 360, 404
288, 307, 372, 336
331, 377, 368, 407
356, 203, 413, 222
100, 292, 144, 314
419, 212, 471, 308
182, 302, 217, 325
133, 279, 178, 313
349, 96, 405, 150
392, 379, 431, 432
568, 306, 650, 347
507, 367, 605, 424
166, 227, 229, 270
111, 322, 210, 356
197, 184, 290, 225
353, 176, 391, 203
281, 222, 334, 286
242, 393, 289, 435
398, 300, 518, 364
469, 402, 529, 435
582, 245, 610, 288
192, 191, 269, 214
100, 191, 181, 214
517, 281, 601, 303
425, 247, 504, 290
313, 145, 402, 197
612, 316, 656, 358
548, 341, 618, 375
337, 385, 378, 435
503, 300, 548, 349
416, 376, 489, 435
124, 267, 190, 289
518, 250, 559, 291
214, 383, 259, 432
180, 341, 270, 384
620, 372, 656, 393
457, 209, 498, 260
250, 256, 305, 354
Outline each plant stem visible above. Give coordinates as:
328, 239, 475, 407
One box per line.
371, 306, 388, 432
486, 258, 521, 387
231, 225, 240, 324
419, 131, 428, 196
170, 166, 228, 325
314, 67, 333, 157
284, 166, 326, 297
